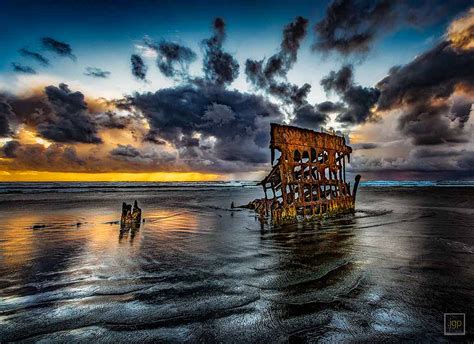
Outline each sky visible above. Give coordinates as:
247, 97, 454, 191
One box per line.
0, 0, 473, 181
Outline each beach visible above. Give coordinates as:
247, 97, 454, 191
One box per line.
0, 182, 473, 342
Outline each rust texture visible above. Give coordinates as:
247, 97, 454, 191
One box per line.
121, 200, 142, 229
256, 123, 360, 225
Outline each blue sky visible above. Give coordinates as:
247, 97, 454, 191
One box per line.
0, 0, 472, 181
0, 0, 452, 100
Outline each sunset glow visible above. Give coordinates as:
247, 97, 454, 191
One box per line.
0, 171, 224, 182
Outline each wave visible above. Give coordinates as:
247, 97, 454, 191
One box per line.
360, 180, 474, 188
0, 181, 259, 194
0, 180, 472, 194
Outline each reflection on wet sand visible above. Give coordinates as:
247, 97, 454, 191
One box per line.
0, 207, 200, 293
0, 212, 89, 280
0, 186, 473, 342
119, 227, 140, 244
248, 218, 362, 341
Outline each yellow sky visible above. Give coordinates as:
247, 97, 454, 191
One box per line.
0, 171, 224, 182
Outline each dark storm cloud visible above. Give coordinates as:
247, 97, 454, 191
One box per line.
18, 49, 50, 66
1, 88, 115, 143
0, 101, 14, 137
291, 104, 327, 130
245, 16, 310, 109
313, 6, 473, 155
180, 136, 200, 147
1, 85, 113, 144
110, 144, 176, 165
84, 67, 111, 78
376, 37, 474, 145
1, 140, 21, 158
41, 37, 76, 61
313, 0, 394, 55
130, 54, 147, 80
202, 17, 239, 86
143, 39, 197, 78
246, 15, 309, 86
321, 65, 352, 93
109, 18, 288, 172
450, 98, 472, 127
201, 103, 235, 126
124, 83, 283, 170
243, 17, 327, 129
316, 101, 346, 113
94, 111, 133, 129
269, 82, 312, 110
313, 0, 472, 56
39, 83, 102, 143
3, 92, 52, 128
377, 42, 474, 110
396, 102, 469, 145
346, 9, 474, 177
158, 42, 196, 78
1, 143, 88, 171
321, 64, 380, 125
11, 63, 36, 74
110, 144, 141, 158
143, 132, 166, 145
0, 113, 11, 137
281, 15, 309, 63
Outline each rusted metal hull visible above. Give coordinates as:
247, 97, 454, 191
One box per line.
257, 123, 360, 225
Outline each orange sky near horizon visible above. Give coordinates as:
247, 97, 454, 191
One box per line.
0, 171, 226, 182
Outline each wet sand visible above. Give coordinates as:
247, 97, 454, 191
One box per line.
0, 183, 473, 342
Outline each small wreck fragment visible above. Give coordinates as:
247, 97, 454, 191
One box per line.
250, 123, 360, 225
120, 200, 142, 229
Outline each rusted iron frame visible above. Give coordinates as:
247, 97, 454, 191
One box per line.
261, 124, 355, 224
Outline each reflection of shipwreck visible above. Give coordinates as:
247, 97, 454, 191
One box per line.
250, 123, 360, 225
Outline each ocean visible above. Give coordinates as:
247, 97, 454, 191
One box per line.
0, 182, 473, 342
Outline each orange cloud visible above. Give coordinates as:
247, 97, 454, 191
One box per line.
448, 8, 474, 51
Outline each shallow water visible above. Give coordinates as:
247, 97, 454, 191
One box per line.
0, 184, 473, 342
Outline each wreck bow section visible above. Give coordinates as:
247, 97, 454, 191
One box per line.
259, 123, 358, 224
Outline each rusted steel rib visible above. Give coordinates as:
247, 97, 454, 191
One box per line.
251, 123, 361, 225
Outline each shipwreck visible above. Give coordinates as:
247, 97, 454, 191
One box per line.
247, 123, 361, 225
